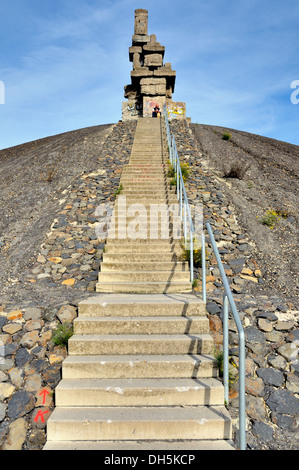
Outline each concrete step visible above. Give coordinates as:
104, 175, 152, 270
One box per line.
127, 158, 164, 163
114, 198, 177, 205
102, 252, 180, 262
104, 244, 182, 253
46, 405, 232, 441
100, 261, 188, 271
95, 281, 192, 294
122, 184, 172, 189
73, 316, 209, 335
62, 353, 217, 379
120, 179, 167, 184
121, 190, 175, 196
105, 238, 181, 245
111, 207, 177, 215
44, 439, 235, 450
97, 271, 190, 283
78, 294, 207, 317
125, 163, 167, 167
106, 226, 180, 237
121, 181, 171, 187
122, 167, 166, 172
68, 333, 213, 355
54, 377, 224, 407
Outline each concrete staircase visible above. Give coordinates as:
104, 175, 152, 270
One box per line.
95, 118, 192, 294
44, 118, 234, 450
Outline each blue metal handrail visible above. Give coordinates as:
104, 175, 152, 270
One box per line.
163, 105, 246, 450
163, 105, 195, 283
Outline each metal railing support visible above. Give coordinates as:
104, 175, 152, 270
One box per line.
223, 294, 229, 405
206, 223, 246, 450
201, 232, 206, 303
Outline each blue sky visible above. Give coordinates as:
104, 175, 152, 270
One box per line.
0, 0, 298, 149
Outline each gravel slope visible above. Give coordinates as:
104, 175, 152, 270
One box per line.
190, 123, 299, 303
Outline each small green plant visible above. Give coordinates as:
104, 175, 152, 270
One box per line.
214, 349, 224, 377
192, 279, 198, 288
114, 184, 123, 196
260, 210, 280, 228
213, 348, 238, 388
180, 238, 210, 269
167, 161, 190, 187
222, 132, 232, 141
52, 323, 73, 347
180, 162, 190, 182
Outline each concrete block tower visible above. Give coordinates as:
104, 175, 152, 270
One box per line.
122, 9, 186, 120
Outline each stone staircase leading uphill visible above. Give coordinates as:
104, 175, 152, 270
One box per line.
44, 118, 234, 450
96, 117, 192, 294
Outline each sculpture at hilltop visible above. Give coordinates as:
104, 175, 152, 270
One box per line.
122, 9, 186, 120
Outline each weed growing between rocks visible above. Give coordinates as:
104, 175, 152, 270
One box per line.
52, 323, 73, 347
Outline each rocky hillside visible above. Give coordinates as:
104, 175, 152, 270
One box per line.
0, 122, 136, 307
190, 123, 299, 304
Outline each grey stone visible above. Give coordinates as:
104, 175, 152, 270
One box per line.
266, 389, 299, 415
251, 420, 273, 442
2, 418, 27, 450
15, 348, 32, 367
7, 390, 35, 420
256, 311, 278, 321
0, 402, 6, 422
272, 412, 297, 430
257, 368, 284, 387
278, 343, 298, 362
206, 302, 221, 315
24, 307, 42, 321
245, 326, 266, 344
267, 355, 287, 370
0, 317, 7, 329
4, 343, 18, 357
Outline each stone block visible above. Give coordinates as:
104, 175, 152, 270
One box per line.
140, 77, 166, 96
144, 53, 163, 67
134, 9, 148, 36
132, 35, 150, 44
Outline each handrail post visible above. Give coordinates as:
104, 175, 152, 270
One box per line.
223, 294, 229, 405
201, 232, 206, 303
190, 230, 194, 283
239, 330, 246, 450
183, 201, 187, 241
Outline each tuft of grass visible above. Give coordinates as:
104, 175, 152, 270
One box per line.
213, 348, 238, 388
260, 210, 280, 228
40, 162, 58, 182
180, 239, 210, 269
114, 184, 123, 196
222, 132, 232, 141
52, 323, 73, 347
214, 349, 224, 377
167, 161, 190, 187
